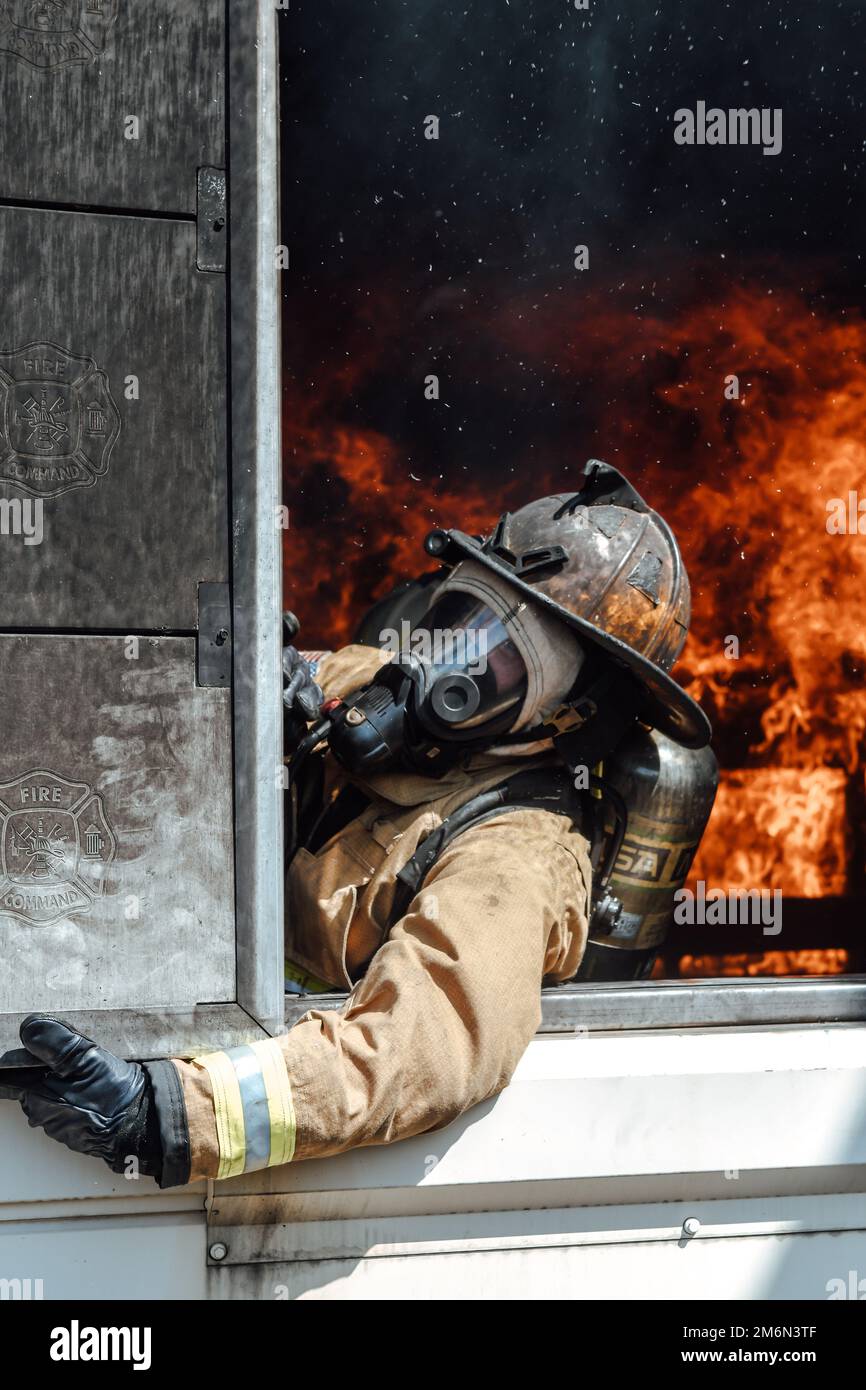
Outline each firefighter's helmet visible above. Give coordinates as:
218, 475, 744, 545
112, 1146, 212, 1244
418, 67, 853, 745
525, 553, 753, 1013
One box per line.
423, 459, 710, 749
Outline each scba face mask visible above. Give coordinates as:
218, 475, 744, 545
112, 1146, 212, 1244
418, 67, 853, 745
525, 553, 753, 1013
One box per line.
326, 562, 585, 777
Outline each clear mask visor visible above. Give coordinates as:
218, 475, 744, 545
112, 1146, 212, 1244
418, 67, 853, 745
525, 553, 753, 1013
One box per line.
409, 589, 528, 730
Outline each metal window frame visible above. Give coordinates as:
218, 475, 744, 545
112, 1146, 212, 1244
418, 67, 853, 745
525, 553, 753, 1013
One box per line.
268, 13, 861, 1045
228, 0, 285, 1040
285, 976, 866, 1034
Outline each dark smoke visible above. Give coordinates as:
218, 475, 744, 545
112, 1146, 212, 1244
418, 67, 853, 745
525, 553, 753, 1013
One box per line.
278, 1, 865, 637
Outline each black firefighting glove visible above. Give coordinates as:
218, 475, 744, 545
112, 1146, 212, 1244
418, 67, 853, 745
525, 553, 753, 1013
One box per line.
0, 1015, 164, 1180
283, 610, 324, 736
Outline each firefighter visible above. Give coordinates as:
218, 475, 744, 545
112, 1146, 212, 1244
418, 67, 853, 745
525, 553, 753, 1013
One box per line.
0, 462, 709, 1186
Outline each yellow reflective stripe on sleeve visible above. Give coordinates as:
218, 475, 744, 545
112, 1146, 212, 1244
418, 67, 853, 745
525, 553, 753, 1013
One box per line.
284, 957, 334, 993
248, 1038, 297, 1167
194, 1040, 297, 1177
194, 1049, 247, 1181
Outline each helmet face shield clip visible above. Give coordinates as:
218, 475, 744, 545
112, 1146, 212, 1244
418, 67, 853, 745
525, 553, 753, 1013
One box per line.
546, 697, 597, 734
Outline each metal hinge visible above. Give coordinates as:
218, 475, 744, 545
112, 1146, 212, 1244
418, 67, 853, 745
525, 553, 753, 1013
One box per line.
197, 582, 232, 687
197, 167, 227, 272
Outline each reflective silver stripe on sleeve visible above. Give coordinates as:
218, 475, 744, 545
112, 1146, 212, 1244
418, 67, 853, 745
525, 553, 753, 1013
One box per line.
229, 1044, 272, 1172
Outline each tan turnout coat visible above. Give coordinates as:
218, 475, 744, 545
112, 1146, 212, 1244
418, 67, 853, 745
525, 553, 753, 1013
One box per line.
172, 645, 593, 1179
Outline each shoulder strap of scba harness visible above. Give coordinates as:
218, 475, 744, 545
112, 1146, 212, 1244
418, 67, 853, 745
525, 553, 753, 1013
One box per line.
389, 766, 586, 928
389, 668, 638, 928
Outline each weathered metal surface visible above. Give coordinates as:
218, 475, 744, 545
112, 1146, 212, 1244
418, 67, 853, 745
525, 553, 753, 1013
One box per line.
197, 167, 227, 272
0, 340, 121, 498
229, 3, 285, 1038
0, 207, 227, 630
206, 1223, 866, 1301
206, 1193, 866, 1269
0, 5, 284, 1057
285, 974, 866, 1033
0, 634, 234, 1042
197, 582, 231, 687
0, 1004, 267, 1062
0, 0, 224, 213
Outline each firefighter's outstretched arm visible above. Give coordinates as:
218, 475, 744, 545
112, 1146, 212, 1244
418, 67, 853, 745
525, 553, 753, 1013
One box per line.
1, 817, 587, 1186
166, 815, 588, 1182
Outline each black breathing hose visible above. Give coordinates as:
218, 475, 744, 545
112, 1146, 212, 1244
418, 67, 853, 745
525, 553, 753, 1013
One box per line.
587, 774, 629, 891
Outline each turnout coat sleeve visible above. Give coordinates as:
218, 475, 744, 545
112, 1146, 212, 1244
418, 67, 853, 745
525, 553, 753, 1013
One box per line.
166, 810, 589, 1183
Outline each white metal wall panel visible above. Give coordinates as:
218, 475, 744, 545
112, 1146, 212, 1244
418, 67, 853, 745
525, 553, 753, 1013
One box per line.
3, 1024, 865, 1301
